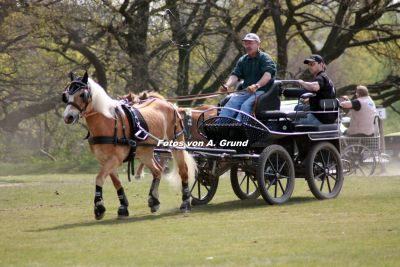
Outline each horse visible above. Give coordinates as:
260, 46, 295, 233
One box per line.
120, 92, 217, 180
62, 72, 196, 219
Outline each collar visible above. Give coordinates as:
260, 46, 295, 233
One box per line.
246, 50, 261, 60
314, 70, 325, 77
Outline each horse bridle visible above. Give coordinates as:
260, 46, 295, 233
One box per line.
62, 80, 92, 114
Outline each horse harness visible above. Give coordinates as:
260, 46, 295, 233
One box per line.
87, 101, 184, 181
63, 80, 92, 113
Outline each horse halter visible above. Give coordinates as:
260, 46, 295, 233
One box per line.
62, 80, 92, 114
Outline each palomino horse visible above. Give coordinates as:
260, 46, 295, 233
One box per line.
62, 72, 196, 219
121, 92, 217, 179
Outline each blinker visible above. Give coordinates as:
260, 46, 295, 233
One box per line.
68, 80, 87, 95
62, 92, 68, 103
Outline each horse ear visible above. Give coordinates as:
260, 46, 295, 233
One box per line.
69, 72, 76, 81
82, 71, 88, 84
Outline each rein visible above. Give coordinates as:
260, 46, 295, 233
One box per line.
163, 90, 234, 102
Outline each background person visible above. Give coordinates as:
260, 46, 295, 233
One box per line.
219, 33, 276, 121
340, 85, 377, 136
296, 54, 336, 125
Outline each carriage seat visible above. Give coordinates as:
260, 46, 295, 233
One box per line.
294, 99, 339, 132
254, 80, 282, 118
256, 86, 309, 120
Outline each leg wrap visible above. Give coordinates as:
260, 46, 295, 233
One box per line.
94, 185, 103, 204
117, 187, 129, 207
148, 178, 161, 209
182, 182, 190, 201
94, 185, 106, 220
180, 182, 191, 212
149, 178, 160, 200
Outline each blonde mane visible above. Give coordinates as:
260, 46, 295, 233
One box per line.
88, 78, 117, 118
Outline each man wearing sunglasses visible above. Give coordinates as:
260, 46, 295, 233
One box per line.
296, 54, 336, 125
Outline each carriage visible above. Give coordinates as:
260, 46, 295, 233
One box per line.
186, 80, 344, 205
340, 114, 388, 176
62, 74, 344, 219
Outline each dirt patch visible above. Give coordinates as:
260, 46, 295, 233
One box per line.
377, 159, 400, 176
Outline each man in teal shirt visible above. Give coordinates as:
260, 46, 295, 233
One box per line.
220, 33, 276, 121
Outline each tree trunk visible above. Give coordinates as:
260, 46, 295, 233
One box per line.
123, 0, 151, 93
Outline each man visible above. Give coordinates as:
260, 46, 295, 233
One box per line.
296, 54, 336, 125
340, 85, 377, 136
219, 33, 276, 121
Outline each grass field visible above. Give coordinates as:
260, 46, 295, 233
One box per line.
0, 173, 399, 267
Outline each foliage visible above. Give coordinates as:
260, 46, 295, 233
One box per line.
0, 0, 399, 162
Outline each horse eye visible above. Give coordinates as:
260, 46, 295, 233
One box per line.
79, 92, 85, 98
62, 92, 68, 103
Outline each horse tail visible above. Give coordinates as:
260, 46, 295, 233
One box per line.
183, 150, 197, 185
165, 150, 197, 190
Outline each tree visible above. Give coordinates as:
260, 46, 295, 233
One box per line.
1, 0, 400, 134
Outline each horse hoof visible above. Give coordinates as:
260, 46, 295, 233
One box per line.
180, 200, 191, 213
150, 204, 160, 213
117, 205, 129, 218
94, 201, 106, 220
134, 175, 141, 180
148, 196, 160, 213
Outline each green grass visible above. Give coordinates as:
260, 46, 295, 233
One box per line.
0, 158, 142, 176
0, 173, 399, 267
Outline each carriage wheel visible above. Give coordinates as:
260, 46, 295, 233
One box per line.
305, 142, 344, 199
230, 165, 260, 200
342, 144, 376, 176
190, 172, 219, 206
256, 145, 295, 205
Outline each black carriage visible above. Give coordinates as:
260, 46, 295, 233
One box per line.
189, 80, 344, 205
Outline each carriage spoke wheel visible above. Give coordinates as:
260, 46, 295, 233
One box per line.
342, 144, 376, 176
306, 142, 344, 199
256, 145, 295, 205
230, 165, 260, 200
190, 172, 219, 206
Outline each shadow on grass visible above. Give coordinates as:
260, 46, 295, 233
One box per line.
28, 196, 318, 232
194, 196, 318, 213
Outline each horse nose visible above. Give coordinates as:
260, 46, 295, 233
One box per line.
64, 114, 75, 124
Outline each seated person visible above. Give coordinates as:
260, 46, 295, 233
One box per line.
295, 55, 336, 125
340, 85, 377, 137
294, 97, 310, 112
219, 33, 276, 121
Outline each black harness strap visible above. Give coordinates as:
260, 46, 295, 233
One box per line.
183, 109, 193, 141
66, 101, 84, 113
88, 136, 137, 147
120, 104, 150, 181
87, 105, 152, 182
